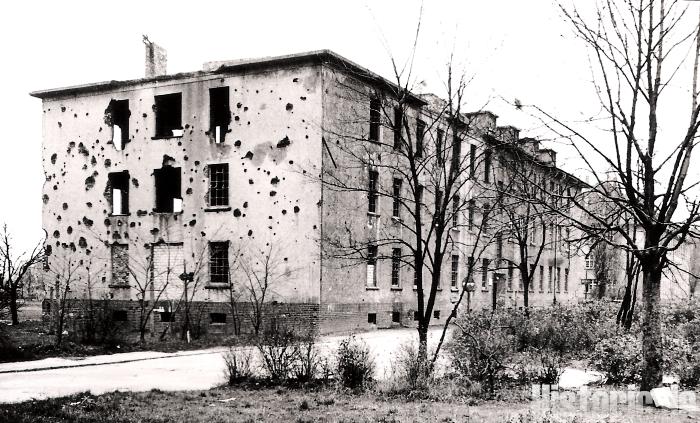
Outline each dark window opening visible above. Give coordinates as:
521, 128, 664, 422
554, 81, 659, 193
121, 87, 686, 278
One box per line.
433, 310, 441, 319
369, 97, 381, 142
209, 87, 230, 143
393, 107, 403, 149
113, 310, 128, 322
468, 199, 475, 230
436, 129, 444, 165
451, 255, 459, 288
392, 178, 402, 218
391, 248, 401, 286
160, 311, 175, 322
209, 241, 229, 284
481, 258, 490, 289
108, 171, 130, 215
496, 232, 503, 258
413, 311, 420, 321
368, 170, 379, 214
469, 144, 477, 177
367, 243, 378, 287
451, 130, 462, 174
452, 195, 460, 227
154, 166, 182, 213
208, 163, 229, 207
367, 313, 377, 324
416, 119, 425, 158
110, 244, 129, 286
107, 99, 130, 151
484, 150, 492, 183
154, 93, 182, 138
392, 311, 401, 323
210, 312, 227, 324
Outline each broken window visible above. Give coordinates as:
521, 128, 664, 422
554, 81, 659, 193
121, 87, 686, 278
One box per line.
369, 97, 381, 143
451, 130, 462, 174
108, 171, 130, 215
391, 248, 401, 287
154, 166, 182, 213
469, 144, 477, 177
481, 258, 490, 289
392, 311, 401, 323
484, 150, 492, 183
392, 178, 402, 218
152, 243, 184, 290
113, 310, 128, 322
367, 313, 377, 324
106, 99, 130, 151
367, 243, 377, 287
110, 244, 129, 286
436, 129, 444, 165
393, 107, 403, 149
209, 241, 229, 285
160, 312, 175, 322
433, 310, 441, 319
415, 119, 425, 158
154, 93, 182, 138
208, 163, 229, 207
451, 255, 459, 288
368, 170, 379, 214
209, 87, 230, 143
210, 312, 227, 324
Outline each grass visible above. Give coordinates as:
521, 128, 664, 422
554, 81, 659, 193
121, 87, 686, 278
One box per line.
0, 385, 696, 423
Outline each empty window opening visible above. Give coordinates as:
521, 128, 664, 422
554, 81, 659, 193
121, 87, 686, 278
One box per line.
367, 244, 378, 287
391, 248, 401, 287
113, 310, 128, 322
484, 150, 492, 183
433, 310, 441, 319
469, 144, 477, 177
393, 107, 403, 149
107, 99, 130, 151
209, 241, 229, 284
154, 166, 182, 213
468, 200, 475, 230
392, 311, 401, 323
413, 311, 420, 321
160, 311, 175, 322
368, 170, 379, 214
108, 171, 130, 215
110, 244, 129, 286
392, 178, 402, 218
209, 87, 230, 143
452, 195, 460, 228
436, 129, 444, 164
451, 255, 459, 288
416, 119, 425, 158
210, 312, 227, 324
481, 258, 490, 289
369, 97, 381, 142
154, 93, 182, 138
367, 313, 377, 324
451, 130, 462, 174
208, 163, 229, 207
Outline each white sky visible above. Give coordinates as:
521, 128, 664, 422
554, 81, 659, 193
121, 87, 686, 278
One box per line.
1, 0, 696, 251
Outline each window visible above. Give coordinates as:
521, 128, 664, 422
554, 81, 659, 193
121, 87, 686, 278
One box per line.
451, 131, 462, 173
209, 86, 230, 143
548, 266, 553, 292
368, 313, 377, 324
416, 119, 425, 157
209, 242, 229, 284
110, 244, 129, 286
413, 311, 420, 321
481, 258, 490, 289
539, 265, 544, 292
367, 244, 377, 287
392, 178, 402, 218
154, 93, 182, 138
368, 170, 379, 214
585, 255, 594, 269
436, 129, 444, 164
210, 313, 227, 324
508, 267, 514, 291
113, 310, 128, 322
564, 268, 569, 292
107, 99, 129, 151
433, 310, 441, 319
108, 171, 130, 215
391, 248, 401, 287
160, 311, 175, 322
484, 150, 492, 183
452, 195, 460, 228
369, 97, 381, 142
208, 163, 229, 207
556, 267, 561, 292
392, 311, 401, 323
496, 232, 503, 258
468, 200, 475, 230
393, 107, 403, 149
469, 144, 477, 177
451, 255, 459, 288
416, 184, 424, 205
154, 166, 182, 213
482, 203, 491, 228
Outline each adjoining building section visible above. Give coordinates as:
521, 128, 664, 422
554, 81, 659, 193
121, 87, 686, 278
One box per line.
31, 46, 591, 337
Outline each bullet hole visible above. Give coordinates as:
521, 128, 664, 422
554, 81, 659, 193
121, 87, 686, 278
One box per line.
78, 143, 89, 157
78, 237, 87, 248
236, 102, 242, 109
85, 176, 95, 191
62, 203, 68, 210
132, 178, 139, 188
53, 230, 60, 238
86, 202, 92, 208
142, 113, 147, 118
186, 187, 193, 195
293, 77, 299, 82
289, 160, 294, 165
58, 122, 62, 128
300, 96, 308, 101
282, 209, 287, 215
268, 216, 272, 219
45, 245, 52, 256
276, 136, 291, 148
313, 225, 317, 230
189, 219, 196, 227
270, 191, 277, 197
61, 106, 66, 112
193, 160, 200, 166
242, 151, 254, 160
129, 222, 136, 228
91, 156, 97, 166
233, 208, 241, 217
104, 159, 111, 168
104, 218, 111, 227
82, 217, 93, 227
57, 215, 62, 221
285, 103, 293, 111
249, 179, 254, 185
50, 153, 57, 164
112, 233, 121, 241
243, 202, 248, 208
244, 106, 248, 112
42, 194, 49, 204
70, 243, 77, 252
150, 228, 159, 235
234, 116, 240, 122
137, 210, 148, 217
271, 177, 280, 185
247, 229, 253, 236
294, 206, 300, 213
53, 185, 58, 191
184, 155, 189, 161
234, 140, 242, 147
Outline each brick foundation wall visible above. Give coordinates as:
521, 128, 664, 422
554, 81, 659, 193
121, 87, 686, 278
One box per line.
318, 302, 451, 334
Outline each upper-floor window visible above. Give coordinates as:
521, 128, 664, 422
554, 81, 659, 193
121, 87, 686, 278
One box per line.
451, 131, 462, 174
393, 107, 403, 150
369, 97, 381, 143
368, 170, 379, 214
107, 99, 130, 151
436, 129, 445, 165
391, 248, 401, 287
585, 255, 594, 270
451, 255, 460, 288
208, 163, 229, 207
392, 178, 402, 218
484, 150, 492, 183
415, 119, 425, 158
452, 195, 460, 228
154, 93, 182, 138
209, 87, 230, 143
154, 166, 182, 213
108, 171, 130, 216
209, 241, 229, 285
469, 144, 477, 177
367, 243, 378, 287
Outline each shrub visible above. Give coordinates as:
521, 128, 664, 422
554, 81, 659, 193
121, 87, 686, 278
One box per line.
336, 335, 374, 390
679, 353, 700, 388
590, 333, 642, 384
256, 322, 300, 381
293, 334, 319, 382
223, 347, 254, 385
390, 342, 433, 392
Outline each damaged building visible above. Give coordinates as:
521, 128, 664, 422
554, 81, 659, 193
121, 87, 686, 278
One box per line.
31, 45, 589, 337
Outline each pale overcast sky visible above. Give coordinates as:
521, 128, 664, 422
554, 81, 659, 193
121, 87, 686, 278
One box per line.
1, 0, 695, 251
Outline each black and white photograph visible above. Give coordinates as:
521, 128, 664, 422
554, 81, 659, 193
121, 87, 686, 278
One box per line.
1, 1, 700, 421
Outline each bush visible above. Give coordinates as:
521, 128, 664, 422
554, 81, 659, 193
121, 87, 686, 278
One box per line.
256, 323, 301, 381
590, 333, 642, 384
223, 348, 254, 385
389, 342, 433, 392
336, 335, 374, 390
293, 334, 319, 382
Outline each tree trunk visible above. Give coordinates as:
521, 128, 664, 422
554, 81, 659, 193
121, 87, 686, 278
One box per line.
640, 264, 663, 391
417, 321, 428, 364
9, 285, 18, 325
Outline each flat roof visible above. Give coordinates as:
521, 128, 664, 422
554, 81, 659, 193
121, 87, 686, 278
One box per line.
29, 49, 426, 105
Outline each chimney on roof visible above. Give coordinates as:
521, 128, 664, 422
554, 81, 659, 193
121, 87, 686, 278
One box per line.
518, 137, 540, 155
143, 35, 167, 78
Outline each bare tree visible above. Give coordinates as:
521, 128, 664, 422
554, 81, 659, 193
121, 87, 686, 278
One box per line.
522, 0, 700, 390
0, 224, 45, 324
45, 246, 79, 346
